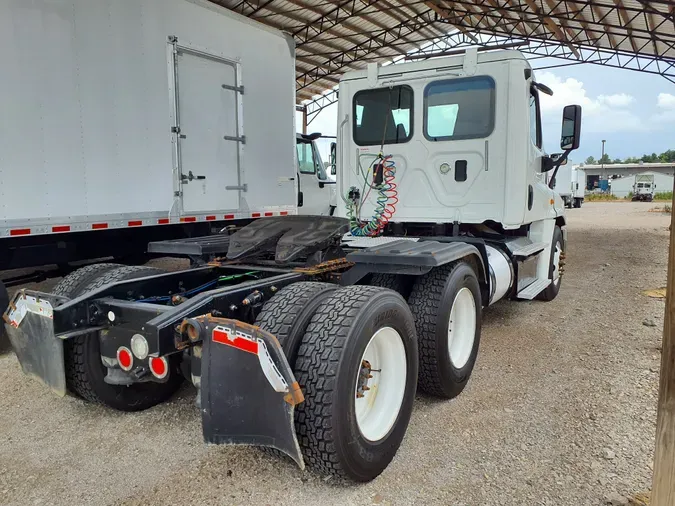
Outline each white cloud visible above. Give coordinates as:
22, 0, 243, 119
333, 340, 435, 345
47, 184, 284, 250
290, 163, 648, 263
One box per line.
534, 71, 643, 133
598, 94, 634, 107
657, 93, 675, 109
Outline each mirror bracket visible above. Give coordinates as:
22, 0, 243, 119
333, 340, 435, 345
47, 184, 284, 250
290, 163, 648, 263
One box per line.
547, 148, 573, 189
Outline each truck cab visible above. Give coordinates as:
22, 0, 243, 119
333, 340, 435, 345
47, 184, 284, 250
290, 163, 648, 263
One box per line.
295, 133, 337, 215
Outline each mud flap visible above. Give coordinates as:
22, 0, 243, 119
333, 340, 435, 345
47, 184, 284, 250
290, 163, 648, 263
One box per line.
197, 317, 305, 468
3, 292, 67, 396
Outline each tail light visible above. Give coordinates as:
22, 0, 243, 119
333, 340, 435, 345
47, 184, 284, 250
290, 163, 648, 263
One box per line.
149, 356, 168, 379
117, 347, 133, 371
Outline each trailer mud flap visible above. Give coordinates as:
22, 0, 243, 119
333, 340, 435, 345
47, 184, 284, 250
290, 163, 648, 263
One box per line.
3, 292, 67, 396
197, 318, 305, 468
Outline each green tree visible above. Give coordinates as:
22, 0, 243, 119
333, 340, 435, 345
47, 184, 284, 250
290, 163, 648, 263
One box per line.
599, 153, 612, 164
585, 156, 596, 164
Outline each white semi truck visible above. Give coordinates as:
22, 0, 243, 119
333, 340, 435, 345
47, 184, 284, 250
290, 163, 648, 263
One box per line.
631, 174, 656, 201
551, 165, 585, 208
3, 0, 581, 484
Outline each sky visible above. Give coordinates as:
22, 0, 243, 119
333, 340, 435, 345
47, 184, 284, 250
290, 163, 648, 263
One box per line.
298, 56, 675, 166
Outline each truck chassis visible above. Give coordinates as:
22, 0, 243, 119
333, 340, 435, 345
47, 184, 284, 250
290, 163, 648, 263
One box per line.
3, 215, 564, 481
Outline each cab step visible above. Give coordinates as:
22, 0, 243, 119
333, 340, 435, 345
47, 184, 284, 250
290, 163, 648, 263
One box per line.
517, 278, 551, 300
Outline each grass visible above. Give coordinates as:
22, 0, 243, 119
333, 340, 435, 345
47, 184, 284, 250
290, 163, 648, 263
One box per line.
585, 193, 621, 201
655, 191, 673, 200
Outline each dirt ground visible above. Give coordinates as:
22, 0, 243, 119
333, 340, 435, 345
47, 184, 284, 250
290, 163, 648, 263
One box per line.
0, 202, 669, 506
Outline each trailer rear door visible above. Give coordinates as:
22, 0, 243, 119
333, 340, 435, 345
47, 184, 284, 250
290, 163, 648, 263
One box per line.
176, 49, 242, 213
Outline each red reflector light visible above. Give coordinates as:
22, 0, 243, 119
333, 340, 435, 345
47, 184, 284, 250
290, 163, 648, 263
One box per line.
10, 228, 31, 236
128, 220, 143, 227
224, 214, 235, 219
280, 211, 288, 216
206, 215, 216, 221
52, 225, 71, 233
157, 218, 170, 225
181, 216, 196, 223
92, 223, 108, 230
149, 357, 168, 379
117, 347, 133, 371
251, 212, 261, 218
264, 212, 273, 217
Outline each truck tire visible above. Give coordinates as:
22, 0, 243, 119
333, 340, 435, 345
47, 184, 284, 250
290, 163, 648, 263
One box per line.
57, 265, 183, 411
254, 281, 337, 459
408, 262, 482, 399
294, 286, 418, 481
254, 281, 337, 366
536, 226, 564, 302
0, 280, 10, 354
365, 273, 414, 299
573, 198, 582, 208
52, 263, 122, 298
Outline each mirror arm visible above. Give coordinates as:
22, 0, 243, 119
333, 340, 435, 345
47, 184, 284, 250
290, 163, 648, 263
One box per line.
547, 148, 573, 189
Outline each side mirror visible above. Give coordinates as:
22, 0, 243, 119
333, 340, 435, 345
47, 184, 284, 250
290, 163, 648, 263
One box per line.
560, 105, 582, 150
329, 142, 337, 176
550, 153, 567, 166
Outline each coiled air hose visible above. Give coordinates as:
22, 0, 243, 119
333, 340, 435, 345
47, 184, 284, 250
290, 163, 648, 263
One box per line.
346, 154, 399, 237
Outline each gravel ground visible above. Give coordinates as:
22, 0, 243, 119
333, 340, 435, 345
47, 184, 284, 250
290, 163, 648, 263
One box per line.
0, 202, 669, 506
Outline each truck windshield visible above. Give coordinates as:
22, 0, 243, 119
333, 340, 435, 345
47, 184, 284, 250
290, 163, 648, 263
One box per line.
353, 85, 413, 146
424, 76, 495, 141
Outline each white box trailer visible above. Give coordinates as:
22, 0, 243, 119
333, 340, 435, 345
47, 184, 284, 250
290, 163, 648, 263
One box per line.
0, 0, 297, 272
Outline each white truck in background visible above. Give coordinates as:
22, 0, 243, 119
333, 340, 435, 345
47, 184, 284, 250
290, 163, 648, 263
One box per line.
632, 174, 655, 201
550, 164, 584, 208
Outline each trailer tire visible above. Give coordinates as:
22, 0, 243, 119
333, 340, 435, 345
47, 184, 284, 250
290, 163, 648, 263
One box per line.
294, 286, 418, 481
536, 226, 564, 302
58, 265, 183, 411
573, 198, 583, 208
0, 280, 10, 354
408, 262, 482, 399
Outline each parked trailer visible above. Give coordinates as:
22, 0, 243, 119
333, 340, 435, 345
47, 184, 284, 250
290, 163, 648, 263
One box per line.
0, 0, 298, 337
4, 38, 582, 482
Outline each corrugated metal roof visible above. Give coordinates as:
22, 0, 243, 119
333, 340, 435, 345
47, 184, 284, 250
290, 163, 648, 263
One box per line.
208, 0, 675, 102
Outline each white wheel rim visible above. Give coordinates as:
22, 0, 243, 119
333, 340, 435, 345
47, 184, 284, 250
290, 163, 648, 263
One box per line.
552, 241, 562, 286
355, 327, 407, 442
448, 287, 476, 369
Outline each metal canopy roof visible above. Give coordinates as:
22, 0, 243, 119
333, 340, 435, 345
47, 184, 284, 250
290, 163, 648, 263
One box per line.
209, 0, 675, 113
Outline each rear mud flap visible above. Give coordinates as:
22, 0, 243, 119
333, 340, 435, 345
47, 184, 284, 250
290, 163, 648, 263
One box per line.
197, 318, 305, 468
3, 292, 67, 396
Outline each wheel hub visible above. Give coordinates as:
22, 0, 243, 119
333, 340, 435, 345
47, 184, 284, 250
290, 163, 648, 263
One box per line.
356, 360, 379, 398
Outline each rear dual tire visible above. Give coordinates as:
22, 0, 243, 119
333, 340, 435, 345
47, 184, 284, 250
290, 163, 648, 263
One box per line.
54, 264, 183, 411
408, 262, 482, 399
256, 283, 418, 482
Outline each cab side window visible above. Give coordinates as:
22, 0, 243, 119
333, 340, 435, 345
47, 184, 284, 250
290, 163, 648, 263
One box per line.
529, 88, 542, 149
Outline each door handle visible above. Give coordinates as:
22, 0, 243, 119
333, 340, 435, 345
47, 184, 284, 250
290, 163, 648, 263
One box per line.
181, 171, 206, 183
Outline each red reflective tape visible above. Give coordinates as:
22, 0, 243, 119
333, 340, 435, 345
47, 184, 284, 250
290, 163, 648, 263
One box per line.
10, 228, 30, 236
206, 215, 216, 221
264, 212, 274, 217
128, 220, 143, 227
212, 328, 259, 355
224, 214, 235, 220
52, 225, 71, 233
92, 223, 108, 230
157, 218, 170, 225
280, 211, 289, 216
251, 212, 261, 218
181, 216, 196, 223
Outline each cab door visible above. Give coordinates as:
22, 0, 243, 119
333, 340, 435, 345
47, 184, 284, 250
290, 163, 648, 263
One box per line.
296, 138, 334, 215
